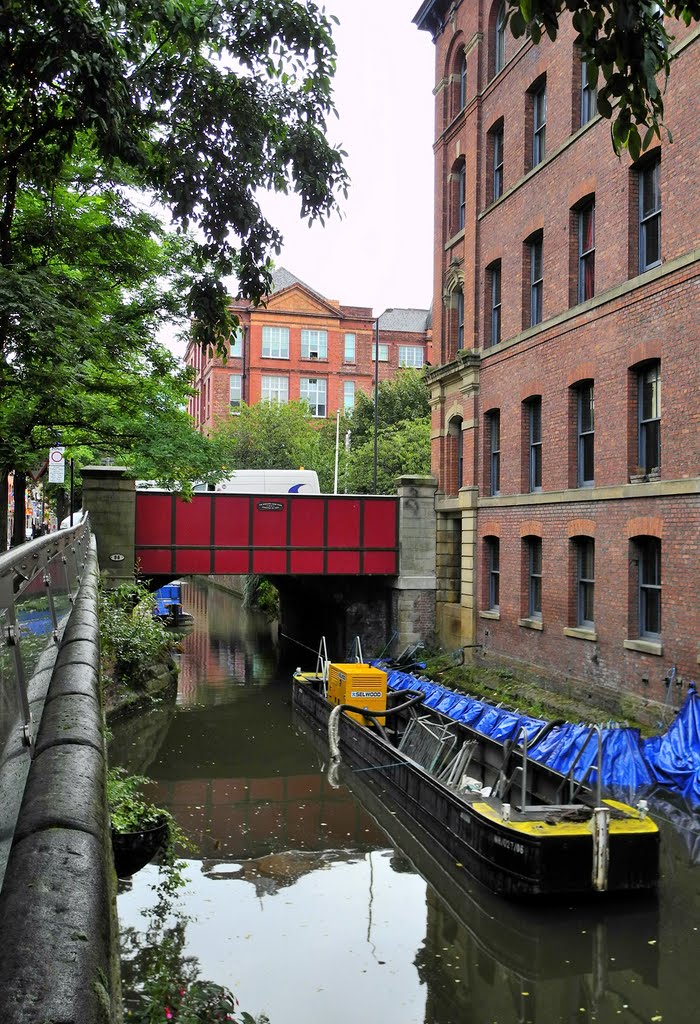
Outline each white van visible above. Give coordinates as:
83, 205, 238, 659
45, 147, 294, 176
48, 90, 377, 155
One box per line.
193, 470, 320, 495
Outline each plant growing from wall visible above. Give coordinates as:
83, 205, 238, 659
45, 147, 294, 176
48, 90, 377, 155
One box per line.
99, 579, 174, 688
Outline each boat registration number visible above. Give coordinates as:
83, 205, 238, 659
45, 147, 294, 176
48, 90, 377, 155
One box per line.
351, 691, 383, 699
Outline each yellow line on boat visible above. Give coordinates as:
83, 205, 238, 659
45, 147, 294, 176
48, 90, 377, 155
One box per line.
472, 800, 659, 836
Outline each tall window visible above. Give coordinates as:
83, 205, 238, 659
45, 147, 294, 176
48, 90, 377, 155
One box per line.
300, 377, 327, 417
638, 537, 661, 637
457, 290, 465, 350
495, 2, 507, 75
487, 538, 500, 610
527, 537, 542, 619
261, 375, 288, 404
456, 424, 464, 489
458, 162, 466, 231
229, 327, 243, 358
577, 382, 594, 486
493, 124, 504, 200
529, 234, 543, 326
578, 201, 595, 302
301, 329, 327, 359
262, 326, 289, 359
459, 52, 467, 110
528, 398, 542, 491
344, 333, 356, 362
638, 362, 661, 472
576, 537, 595, 628
343, 380, 355, 411
489, 262, 502, 346
229, 374, 242, 411
532, 83, 547, 166
580, 58, 597, 126
488, 410, 500, 496
639, 156, 661, 272
399, 345, 423, 367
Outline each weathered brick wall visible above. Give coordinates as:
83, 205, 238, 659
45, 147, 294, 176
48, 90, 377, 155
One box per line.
423, 3, 700, 698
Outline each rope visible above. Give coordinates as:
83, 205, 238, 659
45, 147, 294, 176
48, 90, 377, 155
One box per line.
328, 704, 343, 761
279, 631, 324, 656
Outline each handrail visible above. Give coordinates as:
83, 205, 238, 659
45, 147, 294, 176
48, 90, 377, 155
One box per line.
0, 518, 92, 748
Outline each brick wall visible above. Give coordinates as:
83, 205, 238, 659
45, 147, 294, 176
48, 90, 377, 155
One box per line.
419, 1, 700, 698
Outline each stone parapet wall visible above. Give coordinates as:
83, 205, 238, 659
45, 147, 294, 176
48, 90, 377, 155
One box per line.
0, 541, 122, 1023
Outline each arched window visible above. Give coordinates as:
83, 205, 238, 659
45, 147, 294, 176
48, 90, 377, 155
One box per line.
448, 416, 464, 491
459, 51, 467, 110
495, 2, 507, 75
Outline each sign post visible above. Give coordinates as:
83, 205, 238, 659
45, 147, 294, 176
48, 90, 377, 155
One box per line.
48, 447, 65, 484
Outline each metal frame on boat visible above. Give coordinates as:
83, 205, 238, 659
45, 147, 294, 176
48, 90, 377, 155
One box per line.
292, 640, 659, 899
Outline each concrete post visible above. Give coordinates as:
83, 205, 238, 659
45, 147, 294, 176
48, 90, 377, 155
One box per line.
392, 475, 438, 651
81, 466, 136, 585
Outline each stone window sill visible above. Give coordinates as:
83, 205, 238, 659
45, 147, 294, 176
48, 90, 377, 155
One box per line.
518, 617, 543, 631
623, 638, 663, 657
563, 627, 597, 642
479, 609, 500, 620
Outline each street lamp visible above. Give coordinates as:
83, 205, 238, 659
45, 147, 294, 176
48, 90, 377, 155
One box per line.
373, 309, 393, 493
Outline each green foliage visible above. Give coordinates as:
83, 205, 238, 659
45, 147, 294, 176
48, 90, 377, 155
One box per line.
106, 766, 191, 894
343, 369, 431, 494
506, 0, 699, 154
212, 400, 323, 476
242, 575, 280, 620
99, 580, 173, 685
0, 0, 347, 317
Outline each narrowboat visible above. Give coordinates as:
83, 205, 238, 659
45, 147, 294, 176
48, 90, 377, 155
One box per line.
292, 642, 659, 899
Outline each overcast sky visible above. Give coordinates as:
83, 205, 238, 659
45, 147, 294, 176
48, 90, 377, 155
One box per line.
259, 0, 436, 316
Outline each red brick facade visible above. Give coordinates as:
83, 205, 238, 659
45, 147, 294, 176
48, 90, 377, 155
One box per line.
185, 269, 431, 433
415, 1, 700, 703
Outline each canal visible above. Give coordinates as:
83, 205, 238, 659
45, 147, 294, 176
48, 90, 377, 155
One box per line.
111, 581, 700, 1024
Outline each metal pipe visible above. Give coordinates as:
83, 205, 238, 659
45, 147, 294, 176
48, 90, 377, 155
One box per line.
521, 726, 528, 810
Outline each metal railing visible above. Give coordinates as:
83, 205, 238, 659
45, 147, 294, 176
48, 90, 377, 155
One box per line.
0, 518, 92, 753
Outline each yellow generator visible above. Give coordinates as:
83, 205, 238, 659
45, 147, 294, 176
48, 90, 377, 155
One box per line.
327, 663, 387, 725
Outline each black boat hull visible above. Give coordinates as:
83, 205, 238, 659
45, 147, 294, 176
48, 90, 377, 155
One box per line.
292, 678, 659, 899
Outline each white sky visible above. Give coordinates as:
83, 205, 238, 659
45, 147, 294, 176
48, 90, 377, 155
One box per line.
259, 0, 436, 316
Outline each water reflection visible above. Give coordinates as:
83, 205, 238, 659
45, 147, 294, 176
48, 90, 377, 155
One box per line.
113, 581, 700, 1024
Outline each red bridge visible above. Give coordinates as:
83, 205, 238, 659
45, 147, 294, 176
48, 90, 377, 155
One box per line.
134, 491, 399, 578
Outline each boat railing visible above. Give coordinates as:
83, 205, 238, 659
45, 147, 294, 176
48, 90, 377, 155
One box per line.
557, 723, 603, 805
348, 635, 364, 664
492, 722, 603, 812
315, 636, 330, 696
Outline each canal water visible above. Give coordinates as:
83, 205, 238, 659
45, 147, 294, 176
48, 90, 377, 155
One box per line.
112, 581, 700, 1024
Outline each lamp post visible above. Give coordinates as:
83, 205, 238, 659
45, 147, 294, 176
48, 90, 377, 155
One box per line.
373, 309, 393, 493
373, 315, 380, 493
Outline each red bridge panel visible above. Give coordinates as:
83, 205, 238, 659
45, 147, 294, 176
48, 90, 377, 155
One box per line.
135, 492, 399, 577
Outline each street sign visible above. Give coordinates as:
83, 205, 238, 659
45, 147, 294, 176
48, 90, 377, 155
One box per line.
29, 460, 48, 482
48, 447, 65, 483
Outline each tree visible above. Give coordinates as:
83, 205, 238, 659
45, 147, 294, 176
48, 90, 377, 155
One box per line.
1, 3, 348, 540
0, 1, 348, 344
343, 369, 432, 494
506, 1, 700, 156
0, 169, 226, 545
212, 400, 323, 477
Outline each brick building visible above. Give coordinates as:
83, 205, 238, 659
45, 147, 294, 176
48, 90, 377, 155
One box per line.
185, 268, 431, 432
414, 1, 700, 704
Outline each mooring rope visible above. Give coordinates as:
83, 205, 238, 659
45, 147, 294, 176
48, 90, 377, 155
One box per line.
328, 704, 343, 761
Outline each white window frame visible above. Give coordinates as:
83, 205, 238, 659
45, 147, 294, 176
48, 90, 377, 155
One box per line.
301, 329, 328, 360
398, 345, 423, 368
262, 326, 289, 359
344, 333, 356, 363
371, 343, 389, 362
229, 373, 242, 411
343, 380, 355, 412
261, 375, 289, 404
300, 377, 327, 418
229, 326, 243, 358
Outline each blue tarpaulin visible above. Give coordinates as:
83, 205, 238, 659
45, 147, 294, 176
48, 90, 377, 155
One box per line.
375, 665, 700, 806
